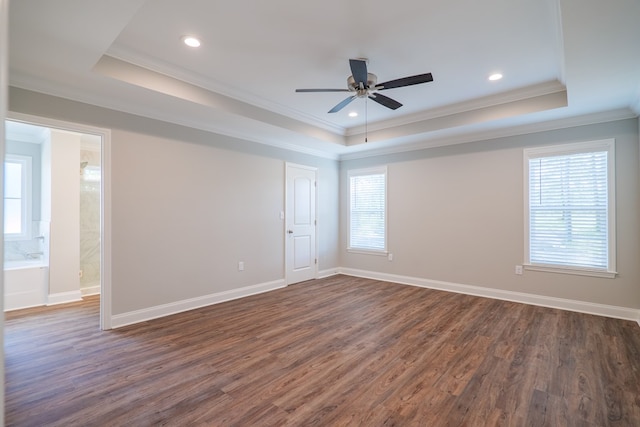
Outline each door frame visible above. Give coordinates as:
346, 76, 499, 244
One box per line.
284, 162, 318, 285
6, 111, 112, 330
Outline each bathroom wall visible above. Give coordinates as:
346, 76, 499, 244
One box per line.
5, 121, 95, 305
79, 138, 101, 294
45, 129, 81, 303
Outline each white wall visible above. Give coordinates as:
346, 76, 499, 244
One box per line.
46, 130, 81, 302
341, 118, 640, 311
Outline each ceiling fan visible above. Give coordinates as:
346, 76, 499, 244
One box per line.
296, 58, 433, 114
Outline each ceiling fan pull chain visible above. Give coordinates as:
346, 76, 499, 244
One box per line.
365, 97, 368, 143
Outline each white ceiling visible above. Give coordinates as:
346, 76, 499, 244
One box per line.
8, 0, 640, 159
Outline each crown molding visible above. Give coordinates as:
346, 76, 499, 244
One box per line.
93, 55, 347, 145
345, 80, 566, 136
8, 83, 342, 160
106, 45, 347, 136
344, 89, 568, 147
8, 72, 634, 164
339, 108, 636, 161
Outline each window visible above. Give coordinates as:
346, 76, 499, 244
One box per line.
348, 167, 387, 253
524, 139, 615, 277
4, 154, 32, 240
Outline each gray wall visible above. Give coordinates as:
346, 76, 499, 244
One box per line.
9, 88, 340, 315
340, 118, 640, 310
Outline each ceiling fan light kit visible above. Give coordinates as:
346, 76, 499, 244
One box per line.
347, 73, 378, 95
296, 58, 434, 114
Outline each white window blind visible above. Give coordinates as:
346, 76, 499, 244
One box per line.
349, 167, 387, 252
525, 140, 614, 273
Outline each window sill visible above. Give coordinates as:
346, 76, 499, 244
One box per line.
524, 264, 617, 279
4, 233, 31, 242
347, 248, 388, 257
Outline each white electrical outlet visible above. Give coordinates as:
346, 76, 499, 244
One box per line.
388, 253, 393, 261
238, 261, 244, 271
515, 265, 523, 275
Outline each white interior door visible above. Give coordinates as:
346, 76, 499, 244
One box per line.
285, 163, 317, 285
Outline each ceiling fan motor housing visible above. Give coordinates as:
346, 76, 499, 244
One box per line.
348, 73, 378, 97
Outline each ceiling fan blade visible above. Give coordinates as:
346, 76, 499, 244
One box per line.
295, 88, 350, 93
328, 95, 357, 113
349, 59, 368, 88
368, 93, 403, 110
377, 73, 433, 90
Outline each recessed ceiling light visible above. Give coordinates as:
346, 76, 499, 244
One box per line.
488, 73, 503, 81
182, 36, 201, 48
348, 111, 358, 117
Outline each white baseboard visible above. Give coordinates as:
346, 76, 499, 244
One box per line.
111, 279, 286, 329
318, 268, 340, 279
81, 283, 100, 297
340, 268, 640, 323
47, 290, 83, 306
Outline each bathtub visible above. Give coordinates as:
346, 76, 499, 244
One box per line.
4, 259, 49, 311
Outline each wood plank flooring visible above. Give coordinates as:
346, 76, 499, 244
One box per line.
5, 275, 640, 426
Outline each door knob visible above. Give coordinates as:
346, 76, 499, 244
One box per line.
287, 230, 293, 234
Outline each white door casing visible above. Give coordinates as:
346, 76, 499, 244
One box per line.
285, 163, 317, 285
7, 112, 112, 330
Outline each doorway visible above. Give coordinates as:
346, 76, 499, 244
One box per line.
285, 163, 317, 285
4, 113, 111, 329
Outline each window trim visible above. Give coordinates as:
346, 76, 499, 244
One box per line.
4, 153, 33, 241
523, 139, 616, 278
347, 166, 388, 255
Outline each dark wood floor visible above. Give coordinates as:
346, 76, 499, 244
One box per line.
5, 275, 640, 426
